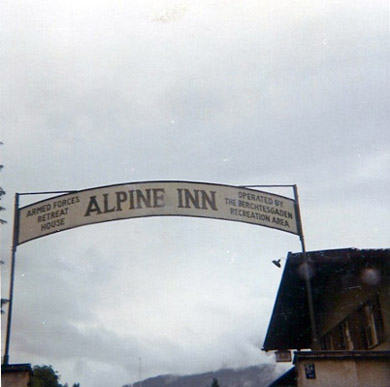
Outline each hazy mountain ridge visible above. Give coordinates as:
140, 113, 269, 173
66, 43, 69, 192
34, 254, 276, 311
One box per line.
123, 364, 278, 387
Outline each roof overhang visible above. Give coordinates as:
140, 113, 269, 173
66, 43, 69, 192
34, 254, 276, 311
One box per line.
263, 248, 390, 351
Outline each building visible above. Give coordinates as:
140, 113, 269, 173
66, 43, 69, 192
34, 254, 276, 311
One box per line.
1, 363, 32, 387
263, 248, 390, 386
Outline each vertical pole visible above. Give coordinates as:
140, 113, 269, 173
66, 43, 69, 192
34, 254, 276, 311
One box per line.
3, 193, 20, 365
293, 185, 320, 349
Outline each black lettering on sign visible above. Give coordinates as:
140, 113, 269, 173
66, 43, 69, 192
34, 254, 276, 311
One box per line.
53, 196, 80, 208
153, 188, 165, 208
116, 191, 127, 211
84, 188, 167, 216
84, 196, 102, 216
40, 217, 65, 231
27, 204, 52, 217
177, 189, 218, 211
136, 189, 151, 209
103, 193, 116, 213
129, 189, 166, 209
272, 217, 290, 228
37, 208, 69, 223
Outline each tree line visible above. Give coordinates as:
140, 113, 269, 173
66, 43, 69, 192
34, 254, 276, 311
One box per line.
30, 365, 80, 387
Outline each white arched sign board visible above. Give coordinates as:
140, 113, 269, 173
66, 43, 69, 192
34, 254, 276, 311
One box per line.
17, 181, 298, 245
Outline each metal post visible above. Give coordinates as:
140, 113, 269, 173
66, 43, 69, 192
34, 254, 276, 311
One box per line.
3, 193, 20, 365
293, 185, 320, 349
2, 190, 73, 365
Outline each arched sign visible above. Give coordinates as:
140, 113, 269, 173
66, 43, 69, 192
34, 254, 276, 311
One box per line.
17, 181, 299, 245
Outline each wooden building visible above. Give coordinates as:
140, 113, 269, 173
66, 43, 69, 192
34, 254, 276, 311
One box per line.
263, 248, 390, 386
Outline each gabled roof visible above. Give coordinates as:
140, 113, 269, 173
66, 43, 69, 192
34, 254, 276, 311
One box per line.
263, 248, 390, 351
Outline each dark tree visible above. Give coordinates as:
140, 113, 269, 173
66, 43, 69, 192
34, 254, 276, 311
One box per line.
1, 297, 9, 314
211, 378, 220, 387
31, 365, 62, 387
0, 260, 8, 315
30, 365, 80, 387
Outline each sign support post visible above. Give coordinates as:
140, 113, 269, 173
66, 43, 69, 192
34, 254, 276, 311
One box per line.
3, 193, 19, 365
245, 184, 320, 349
3, 190, 73, 365
293, 185, 319, 349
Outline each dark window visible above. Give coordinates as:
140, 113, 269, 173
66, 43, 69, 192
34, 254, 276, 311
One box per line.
321, 333, 334, 350
320, 296, 384, 350
363, 297, 384, 348
332, 325, 346, 350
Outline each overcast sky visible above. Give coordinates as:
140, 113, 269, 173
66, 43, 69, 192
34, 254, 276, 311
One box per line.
1, 1, 389, 386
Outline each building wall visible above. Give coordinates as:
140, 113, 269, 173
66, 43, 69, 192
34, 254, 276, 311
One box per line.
1, 371, 31, 387
355, 359, 390, 385
296, 358, 390, 387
